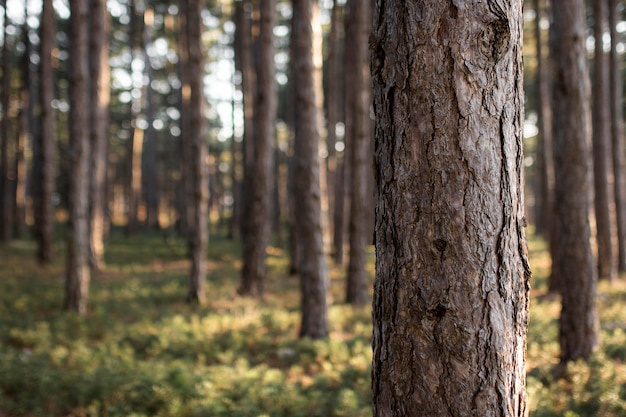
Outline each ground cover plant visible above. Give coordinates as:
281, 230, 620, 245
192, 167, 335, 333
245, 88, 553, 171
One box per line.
1, 228, 626, 416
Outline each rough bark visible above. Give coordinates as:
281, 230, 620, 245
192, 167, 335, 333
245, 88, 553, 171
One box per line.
292, 0, 328, 339
181, 0, 209, 305
591, 0, 614, 281
88, 0, 110, 270
371, 1, 530, 415
550, 0, 598, 362
239, 0, 277, 297
65, 0, 91, 315
609, 0, 626, 273
35, 0, 56, 263
345, 0, 371, 306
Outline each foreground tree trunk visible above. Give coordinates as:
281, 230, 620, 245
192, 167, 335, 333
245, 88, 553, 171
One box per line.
609, 0, 626, 273
345, 0, 371, 306
34, 0, 56, 263
550, 0, 598, 362
292, 0, 328, 339
65, 0, 91, 315
591, 0, 614, 281
371, 1, 530, 415
239, 0, 276, 297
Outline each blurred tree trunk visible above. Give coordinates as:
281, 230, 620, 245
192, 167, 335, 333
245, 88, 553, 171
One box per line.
550, 0, 598, 362
180, 0, 209, 304
292, 0, 328, 339
65, 0, 91, 315
34, 0, 56, 263
345, 0, 371, 306
609, 0, 626, 273
239, 0, 277, 297
591, 0, 614, 281
88, 0, 110, 270
1, 1, 11, 243
143, 8, 159, 230
371, 1, 529, 414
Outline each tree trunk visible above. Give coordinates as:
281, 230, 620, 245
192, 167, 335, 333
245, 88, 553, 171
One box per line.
345, 0, 371, 306
180, 0, 209, 305
609, 0, 626, 273
591, 0, 614, 281
1, 1, 11, 243
292, 0, 328, 339
88, 0, 110, 270
550, 0, 598, 362
15, 15, 30, 239
371, 1, 530, 415
65, 0, 91, 315
34, 0, 56, 263
239, 0, 277, 297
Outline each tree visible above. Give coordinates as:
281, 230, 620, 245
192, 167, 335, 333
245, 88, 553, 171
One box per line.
88, 0, 111, 270
591, 0, 614, 281
345, 0, 371, 306
370, 1, 530, 414
292, 0, 328, 339
65, 0, 92, 314
550, 0, 598, 362
34, 0, 56, 263
181, 0, 209, 304
609, 0, 626, 273
1, 0, 11, 243
239, 0, 277, 297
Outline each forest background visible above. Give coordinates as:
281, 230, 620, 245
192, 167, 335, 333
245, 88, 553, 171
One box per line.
1, 0, 626, 416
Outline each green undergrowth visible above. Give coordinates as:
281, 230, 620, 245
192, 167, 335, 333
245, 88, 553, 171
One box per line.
1, 227, 626, 416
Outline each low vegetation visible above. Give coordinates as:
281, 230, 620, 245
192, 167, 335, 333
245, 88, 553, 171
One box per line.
0, 228, 625, 416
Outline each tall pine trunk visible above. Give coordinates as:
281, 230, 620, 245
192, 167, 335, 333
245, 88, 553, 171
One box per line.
371, 1, 529, 414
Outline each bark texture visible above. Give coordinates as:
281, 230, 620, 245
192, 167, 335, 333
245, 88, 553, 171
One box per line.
292, 0, 328, 339
550, 0, 598, 362
371, 1, 530, 415
591, 0, 614, 281
65, 0, 91, 315
239, 0, 277, 297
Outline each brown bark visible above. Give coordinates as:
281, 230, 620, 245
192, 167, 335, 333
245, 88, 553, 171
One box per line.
88, 0, 110, 270
550, 0, 598, 362
591, 0, 614, 281
65, 0, 91, 315
371, 1, 530, 415
35, 0, 56, 263
1, 1, 11, 243
345, 0, 371, 306
143, 9, 159, 231
239, 0, 277, 297
609, 0, 626, 273
15, 15, 29, 239
292, 0, 328, 339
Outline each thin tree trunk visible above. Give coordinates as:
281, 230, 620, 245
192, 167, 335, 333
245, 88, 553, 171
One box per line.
15, 14, 29, 239
292, 0, 328, 339
371, 1, 530, 414
88, 0, 110, 270
1, 1, 11, 243
609, 0, 626, 273
35, 0, 56, 263
65, 0, 91, 315
345, 0, 371, 306
239, 0, 277, 297
551, 0, 598, 362
143, 8, 159, 230
591, 0, 614, 281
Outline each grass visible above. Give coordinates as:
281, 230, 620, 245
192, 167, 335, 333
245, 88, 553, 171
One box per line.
1, 227, 626, 416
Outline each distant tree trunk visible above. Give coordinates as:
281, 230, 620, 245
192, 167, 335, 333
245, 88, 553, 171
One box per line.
591, 0, 614, 281
609, 0, 626, 273
371, 1, 530, 415
1, 1, 11, 243
15, 15, 30, 239
292, 0, 328, 339
345, 0, 371, 306
239, 0, 277, 297
88, 0, 110, 270
34, 0, 56, 263
182, 0, 209, 304
551, 0, 598, 362
65, 0, 91, 315
229, 6, 242, 240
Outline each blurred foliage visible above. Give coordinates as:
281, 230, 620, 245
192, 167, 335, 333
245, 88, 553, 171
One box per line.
1, 228, 626, 416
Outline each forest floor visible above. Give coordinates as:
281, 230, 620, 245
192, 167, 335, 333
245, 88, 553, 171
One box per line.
1, 227, 625, 416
